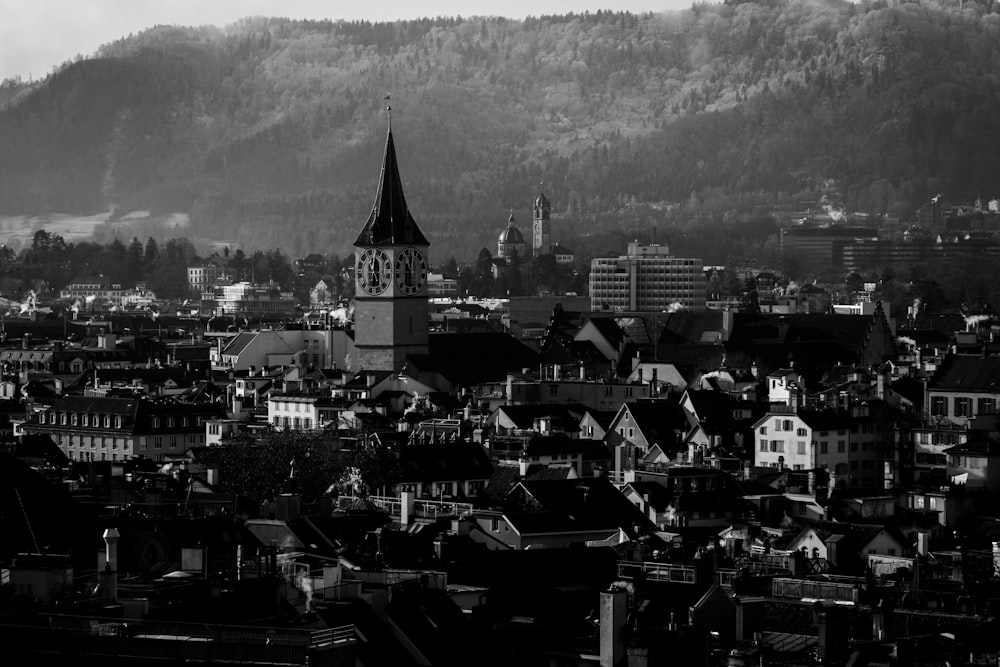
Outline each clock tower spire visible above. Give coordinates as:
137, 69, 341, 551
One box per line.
352, 110, 429, 372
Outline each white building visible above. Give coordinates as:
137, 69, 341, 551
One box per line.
589, 242, 704, 313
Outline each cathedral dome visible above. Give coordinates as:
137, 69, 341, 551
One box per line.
499, 215, 525, 244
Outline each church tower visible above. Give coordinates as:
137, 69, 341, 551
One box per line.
352, 114, 429, 372
532, 185, 551, 257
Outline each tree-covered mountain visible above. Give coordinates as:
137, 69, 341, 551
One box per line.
2, 0, 1000, 261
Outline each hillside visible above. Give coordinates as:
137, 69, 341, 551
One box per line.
2, 1, 1000, 261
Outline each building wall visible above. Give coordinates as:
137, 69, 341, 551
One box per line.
589, 243, 704, 313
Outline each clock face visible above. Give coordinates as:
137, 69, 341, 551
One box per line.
357, 248, 392, 295
394, 247, 427, 295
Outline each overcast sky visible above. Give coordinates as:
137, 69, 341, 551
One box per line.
0, 0, 694, 82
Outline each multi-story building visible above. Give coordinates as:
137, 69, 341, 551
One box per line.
200, 281, 297, 316
589, 242, 704, 313
21, 395, 225, 462
187, 261, 226, 297
60, 276, 156, 309
751, 407, 890, 488
779, 226, 878, 268
267, 391, 343, 431
927, 355, 1000, 426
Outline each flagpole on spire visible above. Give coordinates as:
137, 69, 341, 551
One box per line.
384, 94, 392, 129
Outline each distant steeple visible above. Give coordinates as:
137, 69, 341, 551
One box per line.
354, 110, 428, 247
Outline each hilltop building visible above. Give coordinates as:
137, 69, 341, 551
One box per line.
589, 242, 705, 313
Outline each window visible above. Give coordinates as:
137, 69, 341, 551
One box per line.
169, 436, 177, 448
796, 428, 807, 436
628, 427, 634, 439
152, 418, 160, 428
930, 396, 947, 416
978, 398, 996, 415
154, 437, 163, 448
797, 441, 806, 455
837, 440, 846, 453
103, 416, 110, 428
549, 384, 559, 396
759, 426, 767, 435
774, 420, 783, 432
819, 442, 828, 454
760, 439, 768, 452
955, 397, 972, 417
770, 440, 784, 453
115, 416, 122, 428
783, 420, 793, 431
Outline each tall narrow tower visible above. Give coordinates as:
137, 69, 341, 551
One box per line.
352, 113, 429, 372
532, 184, 551, 258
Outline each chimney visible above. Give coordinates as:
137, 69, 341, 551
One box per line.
599, 588, 628, 667
400, 490, 414, 526
21, 334, 30, 350
814, 602, 850, 664
275, 493, 300, 522
917, 532, 929, 557
519, 455, 530, 477
102, 527, 120, 602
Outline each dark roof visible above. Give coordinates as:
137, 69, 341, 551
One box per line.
888, 377, 925, 406
405, 332, 540, 386
354, 124, 428, 247
511, 477, 651, 533
944, 433, 1000, 456
929, 355, 1000, 393
523, 435, 592, 457
586, 317, 625, 349
621, 401, 689, 450
398, 443, 494, 483
494, 403, 590, 430
796, 409, 851, 431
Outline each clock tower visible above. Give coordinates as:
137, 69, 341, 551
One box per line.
352, 116, 430, 372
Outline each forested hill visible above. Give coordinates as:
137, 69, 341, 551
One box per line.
2, 0, 1000, 260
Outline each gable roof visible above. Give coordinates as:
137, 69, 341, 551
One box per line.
618, 401, 689, 449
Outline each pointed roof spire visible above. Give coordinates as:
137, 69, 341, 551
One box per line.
354, 103, 428, 247
508, 209, 516, 224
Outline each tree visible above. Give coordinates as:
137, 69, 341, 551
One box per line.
144, 237, 159, 265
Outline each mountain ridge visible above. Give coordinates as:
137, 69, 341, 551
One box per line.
2, 1, 1000, 261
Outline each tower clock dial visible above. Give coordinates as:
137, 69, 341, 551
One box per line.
357, 248, 392, 295
394, 247, 427, 295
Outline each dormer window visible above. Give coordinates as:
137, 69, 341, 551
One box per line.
60, 413, 67, 425
103, 416, 110, 428
115, 416, 122, 428
152, 417, 160, 428
71, 414, 78, 426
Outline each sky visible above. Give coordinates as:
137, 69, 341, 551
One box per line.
0, 0, 694, 82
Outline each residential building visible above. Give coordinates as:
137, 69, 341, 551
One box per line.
927, 355, 1000, 426
589, 242, 704, 313
21, 395, 225, 462
210, 329, 352, 372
